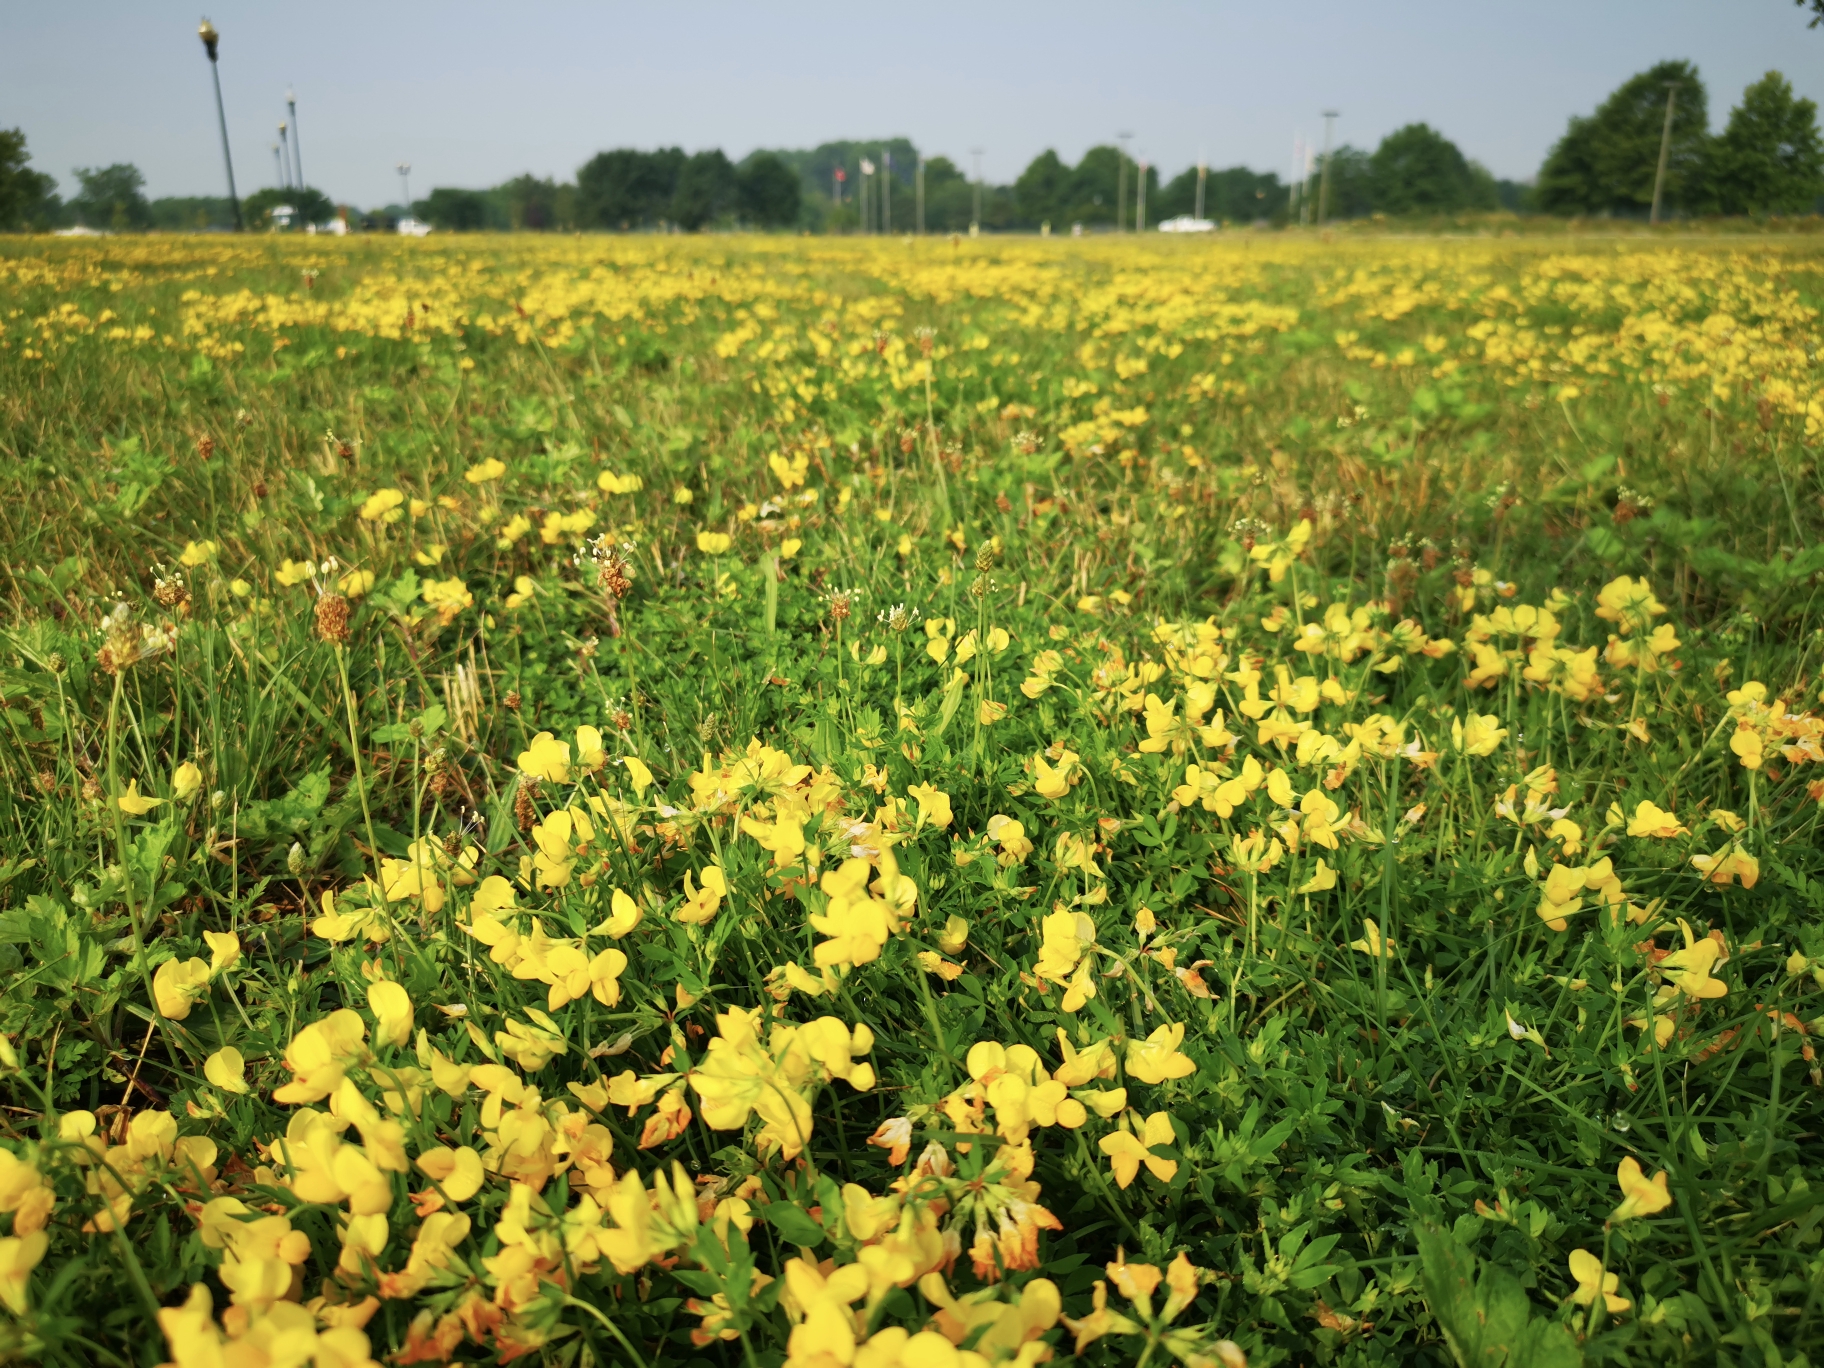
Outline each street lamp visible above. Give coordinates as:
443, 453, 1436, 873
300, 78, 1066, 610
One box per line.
287, 87, 304, 189
1317, 110, 1338, 225
278, 121, 293, 191
197, 19, 244, 231
1116, 132, 1133, 232
396, 163, 412, 219
970, 147, 983, 234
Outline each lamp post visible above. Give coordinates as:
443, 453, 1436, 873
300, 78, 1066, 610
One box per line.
287, 87, 304, 189
1195, 157, 1207, 222
970, 147, 983, 234
1649, 82, 1679, 226
916, 155, 924, 236
278, 122, 293, 190
197, 19, 243, 231
1317, 110, 1338, 225
396, 163, 412, 220
271, 143, 284, 189
1116, 131, 1132, 231
1136, 157, 1147, 232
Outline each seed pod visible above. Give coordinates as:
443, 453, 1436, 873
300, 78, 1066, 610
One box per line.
314, 592, 351, 645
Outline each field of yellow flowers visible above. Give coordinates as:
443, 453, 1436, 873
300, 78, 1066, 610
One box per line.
0, 229, 1822, 1367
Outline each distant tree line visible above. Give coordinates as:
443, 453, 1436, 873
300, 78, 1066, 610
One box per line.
2, 52, 1820, 235
412, 153, 801, 233
1538, 64, 1823, 216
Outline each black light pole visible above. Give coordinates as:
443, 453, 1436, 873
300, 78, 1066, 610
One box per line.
198, 19, 243, 230
287, 87, 304, 189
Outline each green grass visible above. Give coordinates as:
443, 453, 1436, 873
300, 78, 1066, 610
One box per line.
0, 231, 1821, 1367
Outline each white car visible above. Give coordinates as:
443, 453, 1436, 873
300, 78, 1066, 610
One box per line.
1158, 216, 1216, 233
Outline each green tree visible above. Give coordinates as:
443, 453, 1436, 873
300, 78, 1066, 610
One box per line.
0, 129, 60, 230
71, 163, 149, 230
736, 153, 800, 228
1369, 123, 1499, 214
147, 196, 234, 231
920, 156, 974, 232
577, 149, 686, 229
672, 150, 737, 230
1151, 163, 1288, 224
1538, 60, 1708, 215
495, 174, 571, 230
1315, 146, 1374, 219
419, 187, 492, 231
1014, 150, 1070, 226
1062, 145, 1123, 227
242, 185, 334, 228
1706, 71, 1824, 214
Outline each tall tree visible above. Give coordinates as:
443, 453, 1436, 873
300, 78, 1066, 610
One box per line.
496, 174, 570, 230
1537, 61, 1708, 215
919, 156, 973, 231
0, 129, 60, 230
1315, 146, 1375, 219
420, 188, 492, 231
1014, 150, 1070, 226
1369, 123, 1498, 214
1706, 71, 1824, 214
576, 149, 686, 229
1062, 145, 1123, 226
736, 153, 800, 228
671, 150, 737, 230
71, 163, 149, 230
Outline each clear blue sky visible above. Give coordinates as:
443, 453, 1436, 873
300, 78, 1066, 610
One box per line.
4, 1, 1820, 206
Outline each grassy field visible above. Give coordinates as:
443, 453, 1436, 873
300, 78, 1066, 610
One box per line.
1, 229, 1823, 1367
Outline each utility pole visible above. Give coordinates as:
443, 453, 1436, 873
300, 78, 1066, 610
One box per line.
1116, 131, 1132, 231
287, 87, 304, 189
916, 155, 924, 235
1136, 158, 1147, 232
397, 162, 412, 218
970, 147, 983, 233
271, 144, 284, 189
1650, 82, 1680, 226
1290, 136, 1302, 224
197, 20, 243, 230
883, 149, 892, 233
278, 122, 293, 190
1317, 110, 1338, 225
1194, 158, 1207, 222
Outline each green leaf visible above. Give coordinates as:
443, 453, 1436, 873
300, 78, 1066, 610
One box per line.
1417, 1222, 1582, 1368
761, 1201, 826, 1249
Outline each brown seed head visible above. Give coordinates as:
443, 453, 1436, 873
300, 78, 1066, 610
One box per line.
504, 689, 522, 713
314, 593, 351, 645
